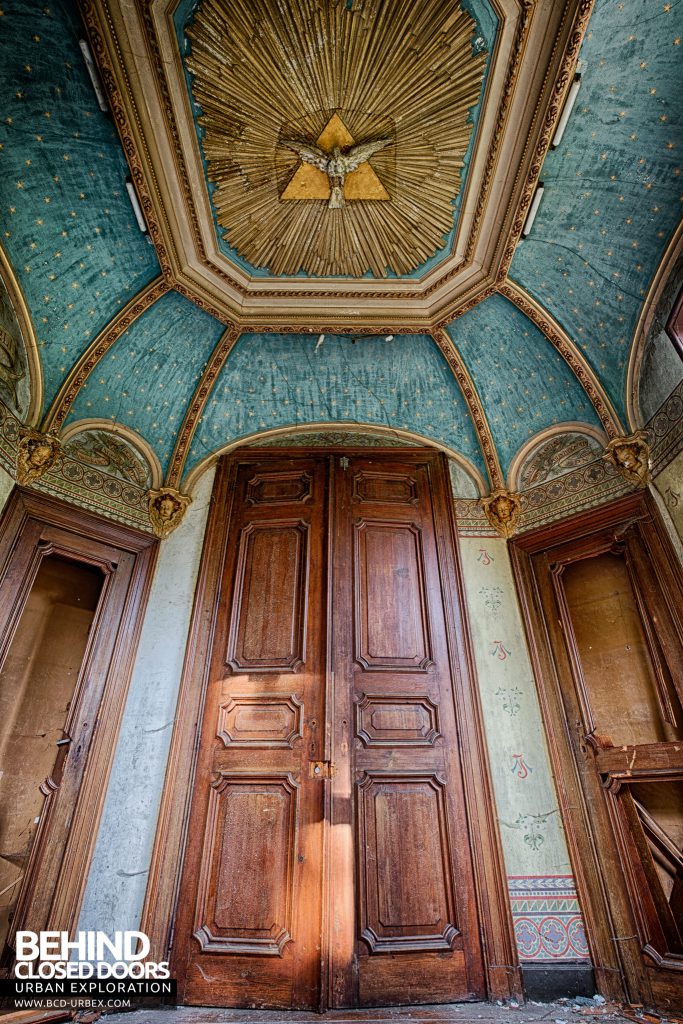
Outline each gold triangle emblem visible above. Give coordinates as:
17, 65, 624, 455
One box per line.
281, 114, 390, 203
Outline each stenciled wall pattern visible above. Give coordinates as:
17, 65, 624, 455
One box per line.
459, 535, 589, 963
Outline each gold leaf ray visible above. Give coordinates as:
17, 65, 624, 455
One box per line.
185, 0, 487, 277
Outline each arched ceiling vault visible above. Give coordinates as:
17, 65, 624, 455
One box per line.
76, 0, 593, 326
626, 221, 683, 429
0, 0, 681, 507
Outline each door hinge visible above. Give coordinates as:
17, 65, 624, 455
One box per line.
339, 456, 349, 471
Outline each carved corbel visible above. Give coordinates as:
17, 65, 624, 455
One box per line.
481, 487, 521, 539
16, 429, 62, 484
603, 430, 651, 489
148, 486, 192, 539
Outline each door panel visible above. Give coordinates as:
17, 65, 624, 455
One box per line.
174, 458, 327, 1010
175, 452, 485, 1010
331, 456, 483, 1007
193, 772, 300, 955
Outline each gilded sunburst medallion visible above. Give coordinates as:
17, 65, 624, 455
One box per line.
186, 0, 487, 278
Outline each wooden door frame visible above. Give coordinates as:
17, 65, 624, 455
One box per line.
0, 487, 157, 958
509, 490, 683, 1005
141, 448, 522, 1003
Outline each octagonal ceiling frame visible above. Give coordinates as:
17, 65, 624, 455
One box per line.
78, 0, 593, 326
38, 0, 615, 495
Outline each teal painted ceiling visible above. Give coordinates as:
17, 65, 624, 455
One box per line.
511, 0, 682, 422
184, 332, 487, 481
0, 0, 160, 413
0, 0, 681, 493
65, 291, 225, 472
446, 295, 602, 474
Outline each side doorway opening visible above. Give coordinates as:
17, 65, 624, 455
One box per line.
0, 488, 156, 970
512, 493, 683, 1015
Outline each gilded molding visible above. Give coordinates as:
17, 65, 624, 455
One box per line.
77, 0, 589, 326
497, 0, 595, 278
625, 219, 683, 431
431, 327, 503, 489
165, 324, 240, 488
500, 279, 623, 439
78, 0, 178, 281
0, 243, 44, 427
42, 276, 170, 434
16, 429, 62, 485
603, 430, 652, 490
148, 486, 191, 539
482, 487, 521, 538
463, 1, 533, 267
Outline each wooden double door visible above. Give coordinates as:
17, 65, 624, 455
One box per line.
173, 451, 485, 1010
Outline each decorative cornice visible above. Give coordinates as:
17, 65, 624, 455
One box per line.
626, 218, 683, 431
165, 323, 240, 488
78, 0, 590, 326
436, 285, 498, 329
0, 243, 44, 427
43, 276, 170, 433
463, 1, 533, 267
131, 0, 500, 301
516, 456, 630, 533
500, 279, 623, 438
496, 0, 595, 279
431, 326, 503, 488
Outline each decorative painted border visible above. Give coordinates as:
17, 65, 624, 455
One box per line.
182, 421, 488, 496
649, 378, 683, 476
432, 327, 503, 488
507, 422, 607, 493
61, 417, 164, 490
509, 874, 590, 962
518, 458, 629, 533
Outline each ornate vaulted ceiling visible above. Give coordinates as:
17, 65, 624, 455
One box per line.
0, 0, 681, 530
77, 0, 589, 325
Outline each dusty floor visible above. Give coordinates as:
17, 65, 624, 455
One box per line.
99, 1000, 640, 1024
